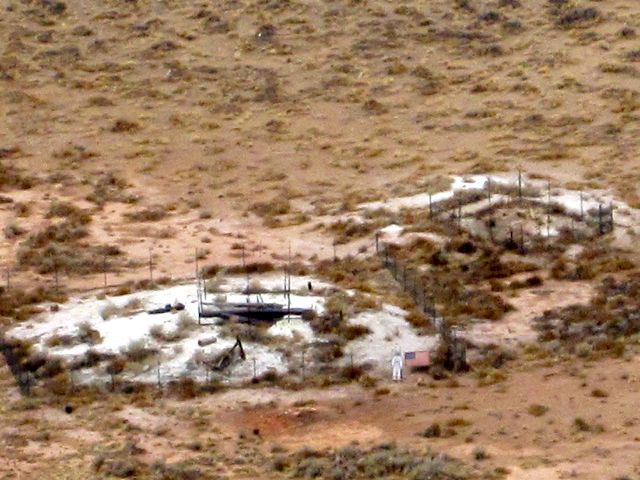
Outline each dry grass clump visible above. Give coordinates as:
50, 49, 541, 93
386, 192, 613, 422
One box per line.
338, 364, 367, 382
420, 422, 442, 438
123, 205, 168, 222
448, 290, 513, 321
100, 302, 120, 320
535, 273, 640, 359
111, 119, 141, 133
310, 291, 373, 341
509, 275, 543, 290
340, 324, 372, 341
218, 322, 276, 345
556, 7, 601, 29
550, 244, 634, 282
108, 278, 172, 298
3, 222, 24, 240
16, 213, 123, 275
327, 218, 387, 245
21, 350, 66, 380
251, 196, 291, 226
45, 201, 92, 224
281, 443, 470, 479
0, 158, 36, 191
92, 441, 146, 478
202, 261, 276, 278
85, 172, 136, 207
46, 333, 75, 348
465, 252, 538, 283
167, 376, 199, 400
405, 308, 431, 331
229, 261, 276, 275
573, 417, 604, 434
309, 341, 345, 364
527, 404, 549, 417
476, 367, 508, 386
476, 344, 517, 370
150, 460, 203, 480
472, 447, 489, 461
120, 339, 158, 363
149, 313, 195, 343
23, 218, 89, 246
388, 237, 524, 325
68, 348, 108, 371
591, 388, 608, 398
106, 356, 127, 390
47, 322, 101, 348
315, 255, 383, 291
0, 285, 67, 321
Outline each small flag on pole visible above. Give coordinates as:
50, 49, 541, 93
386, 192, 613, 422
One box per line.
404, 351, 431, 369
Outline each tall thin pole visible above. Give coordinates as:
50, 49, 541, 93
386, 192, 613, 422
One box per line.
546, 213, 550, 239
598, 203, 604, 235
610, 201, 614, 232
518, 169, 522, 199
287, 243, 291, 317
195, 247, 201, 317
283, 266, 287, 300
547, 180, 551, 206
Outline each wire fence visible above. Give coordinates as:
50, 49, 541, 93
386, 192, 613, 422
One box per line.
0, 175, 617, 394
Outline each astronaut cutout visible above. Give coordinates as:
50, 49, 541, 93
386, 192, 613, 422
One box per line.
391, 351, 403, 381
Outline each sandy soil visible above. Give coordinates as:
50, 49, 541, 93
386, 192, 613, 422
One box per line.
3, 0, 640, 291
2, 354, 640, 479
2, 1, 640, 478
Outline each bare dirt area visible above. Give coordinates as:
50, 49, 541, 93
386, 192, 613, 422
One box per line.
2, 355, 640, 479
3, 0, 640, 479
3, 0, 640, 288
217, 357, 640, 480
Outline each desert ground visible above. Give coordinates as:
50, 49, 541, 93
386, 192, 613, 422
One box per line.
2, 0, 640, 479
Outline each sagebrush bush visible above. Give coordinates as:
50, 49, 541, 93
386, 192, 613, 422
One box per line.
121, 339, 157, 362
123, 205, 168, 222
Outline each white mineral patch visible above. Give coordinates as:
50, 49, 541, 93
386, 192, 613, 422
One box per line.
345, 304, 437, 373
7, 276, 328, 384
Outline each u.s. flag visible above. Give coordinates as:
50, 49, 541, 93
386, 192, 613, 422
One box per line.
404, 350, 431, 369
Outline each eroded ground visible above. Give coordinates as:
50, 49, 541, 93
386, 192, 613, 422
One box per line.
2, 354, 640, 479
3, 0, 640, 479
